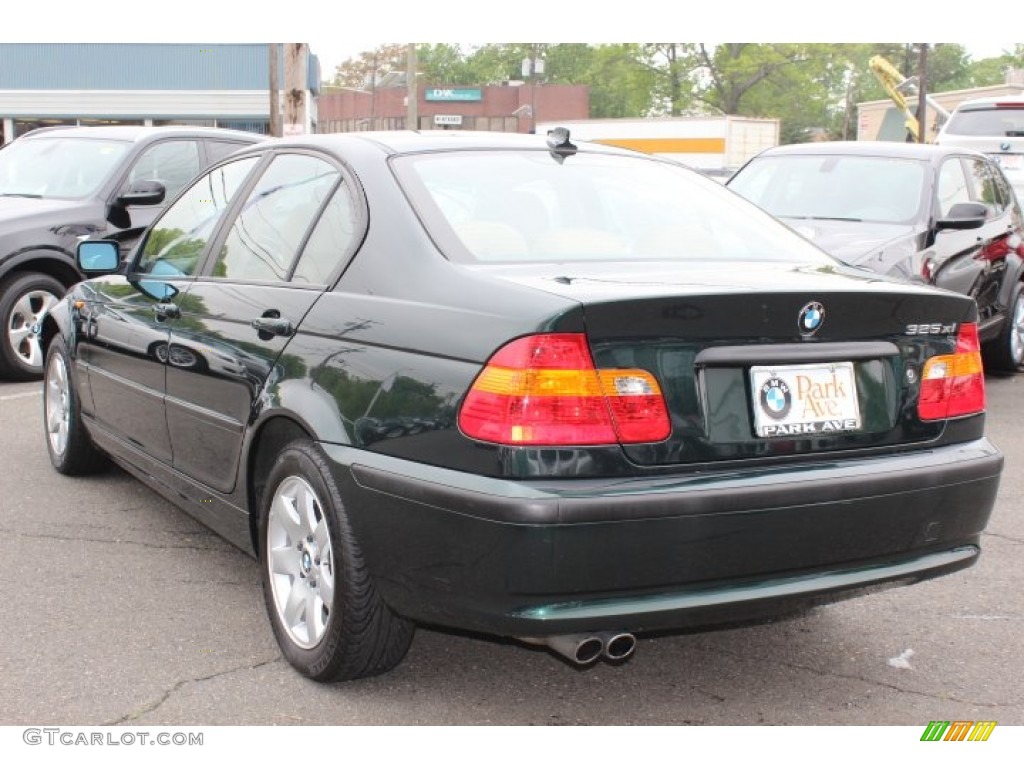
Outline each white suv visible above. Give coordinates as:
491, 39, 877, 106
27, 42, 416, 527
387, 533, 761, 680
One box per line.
937, 95, 1024, 199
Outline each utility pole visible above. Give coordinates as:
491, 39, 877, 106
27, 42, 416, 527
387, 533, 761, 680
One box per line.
522, 46, 545, 134
406, 44, 418, 131
369, 52, 378, 131
283, 43, 308, 136
842, 68, 854, 140
268, 43, 281, 137
916, 44, 929, 143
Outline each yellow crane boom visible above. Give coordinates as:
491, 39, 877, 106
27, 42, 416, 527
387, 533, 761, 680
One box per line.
869, 55, 950, 142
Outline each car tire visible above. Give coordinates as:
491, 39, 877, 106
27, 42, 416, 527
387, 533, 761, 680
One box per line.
43, 337, 109, 476
984, 282, 1024, 373
259, 439, 415, 681
0, 272, 67, 380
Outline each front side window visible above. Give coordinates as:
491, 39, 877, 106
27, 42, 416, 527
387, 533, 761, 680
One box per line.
395, 150, 833, 265
213, 154, 340, 281
965, 158, 1006, 214
136, 156, 259, 277
0, 137, 129, 199
126, 140, 203, 201
936, 159, 971, 218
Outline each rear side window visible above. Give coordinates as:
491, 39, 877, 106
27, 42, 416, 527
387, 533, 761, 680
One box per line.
213, 153, 340, 282
291, 183, 359, 284
206, 140, 252, 165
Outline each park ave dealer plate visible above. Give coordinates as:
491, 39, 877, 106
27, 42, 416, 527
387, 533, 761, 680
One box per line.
750, 362, 861, 437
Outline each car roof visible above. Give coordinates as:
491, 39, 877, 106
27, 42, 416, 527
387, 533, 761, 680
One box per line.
17, 125, 261, 144
251, 129, 638, 157
747, 140, 989, 162
950, 95, 1024, 110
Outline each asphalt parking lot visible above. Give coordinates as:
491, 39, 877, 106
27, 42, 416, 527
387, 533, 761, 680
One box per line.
0, 374, 1021, 726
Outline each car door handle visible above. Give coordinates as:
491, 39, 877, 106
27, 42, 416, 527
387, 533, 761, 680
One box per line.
251, 317, 293, 337
153, 302, 180, 321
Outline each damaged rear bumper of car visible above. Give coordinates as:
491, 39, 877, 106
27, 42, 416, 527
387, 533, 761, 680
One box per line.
324, 438, 1002, 638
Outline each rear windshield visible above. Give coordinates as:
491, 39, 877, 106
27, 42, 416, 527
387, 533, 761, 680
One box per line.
392, 149, 832, 265
728, 154, 928, 225
946, 106, 1024, 137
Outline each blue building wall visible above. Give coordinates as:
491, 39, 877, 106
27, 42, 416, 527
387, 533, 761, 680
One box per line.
0, 43, 320, 92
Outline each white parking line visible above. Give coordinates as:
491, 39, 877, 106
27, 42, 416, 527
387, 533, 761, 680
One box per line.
0, 391, 41, 401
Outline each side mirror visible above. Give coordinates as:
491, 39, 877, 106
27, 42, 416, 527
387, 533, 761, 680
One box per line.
77, 240, 121, 275
936, 202, 988, 231
117, 180, 166, 207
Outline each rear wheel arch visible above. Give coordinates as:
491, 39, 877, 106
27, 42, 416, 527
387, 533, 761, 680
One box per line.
998, 256, 1024, 305
246, 415, 314, 551
984, 280, 1024, 372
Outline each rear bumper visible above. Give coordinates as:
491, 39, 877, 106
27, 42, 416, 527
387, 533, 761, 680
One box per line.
323, 439, 1002, 637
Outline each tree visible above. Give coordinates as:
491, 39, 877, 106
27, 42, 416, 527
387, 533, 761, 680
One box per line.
585, 45, 657, 118
639, 44, 696, 116
330, 44, 407, 88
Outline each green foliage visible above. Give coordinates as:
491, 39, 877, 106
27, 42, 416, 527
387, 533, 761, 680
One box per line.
326, 42, 1021, 144
330, 44, 409, 88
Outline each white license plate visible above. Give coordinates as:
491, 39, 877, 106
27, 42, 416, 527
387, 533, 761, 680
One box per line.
997, 154, 1023, 170
750, 362, 860, 438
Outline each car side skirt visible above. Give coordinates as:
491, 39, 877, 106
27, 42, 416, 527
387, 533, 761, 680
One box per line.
83, 415, 254, 555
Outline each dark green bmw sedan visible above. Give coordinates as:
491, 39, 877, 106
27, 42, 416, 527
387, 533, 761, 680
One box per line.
40, 129, 1003, 682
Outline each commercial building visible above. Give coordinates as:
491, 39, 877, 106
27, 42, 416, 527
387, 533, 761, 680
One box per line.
317, 82, 589, 134
0, 43, 320, 144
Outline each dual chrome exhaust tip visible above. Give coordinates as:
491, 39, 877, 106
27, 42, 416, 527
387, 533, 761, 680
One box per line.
520, 632, 637, 665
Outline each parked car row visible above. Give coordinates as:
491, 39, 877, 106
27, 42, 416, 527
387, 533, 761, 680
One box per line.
35, 127, 1002, 682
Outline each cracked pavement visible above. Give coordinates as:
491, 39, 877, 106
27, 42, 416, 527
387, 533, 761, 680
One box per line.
0, 375, 1021, 726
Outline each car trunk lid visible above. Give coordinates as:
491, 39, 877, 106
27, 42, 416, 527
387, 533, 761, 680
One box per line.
475, 261, 979, 466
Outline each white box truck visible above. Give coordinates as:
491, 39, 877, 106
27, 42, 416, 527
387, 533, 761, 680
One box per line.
535, 116, 780, 174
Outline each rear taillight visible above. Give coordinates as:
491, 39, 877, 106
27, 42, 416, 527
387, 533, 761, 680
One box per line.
918, 322, 985, 420
458, 333, 671, 445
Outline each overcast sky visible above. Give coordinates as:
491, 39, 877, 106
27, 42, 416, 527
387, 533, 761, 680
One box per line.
3, 1, 1018, 79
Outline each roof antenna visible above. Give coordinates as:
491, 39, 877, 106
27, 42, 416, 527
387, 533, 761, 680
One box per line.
545, 127, 577, 163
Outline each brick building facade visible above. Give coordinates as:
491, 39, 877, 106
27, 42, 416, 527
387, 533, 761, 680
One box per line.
318, 83, 589, 134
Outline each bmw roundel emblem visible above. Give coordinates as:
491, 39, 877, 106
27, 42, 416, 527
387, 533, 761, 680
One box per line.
1001, 141, 1011, 151
759, 377, 791, 421
798, 301, 825, 336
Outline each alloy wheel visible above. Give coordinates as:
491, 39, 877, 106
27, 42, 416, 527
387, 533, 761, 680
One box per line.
1011, 294, 1024, 367
266, 476, 336, 649
7, 289, 59, 370
45, 351, 70, 458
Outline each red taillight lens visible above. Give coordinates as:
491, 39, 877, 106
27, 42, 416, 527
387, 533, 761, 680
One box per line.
458, 333, 671, 445
918, 322, 985, 420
